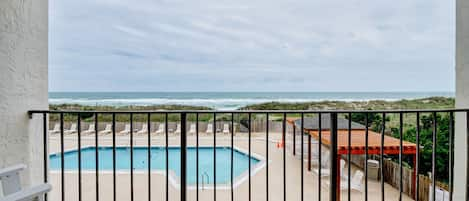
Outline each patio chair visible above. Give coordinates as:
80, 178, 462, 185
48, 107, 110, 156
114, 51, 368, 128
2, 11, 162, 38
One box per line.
98, 124, 112, 135
206, 123, 213, 135
154, 123, 165, 135
119, 124, 131, 135
313, 153, 347, 178
0, 164, 51, 201
49, 123, 60, 135
311, 149, 330, 167
82, 124, 95, 135
340, 170, 364, 192
319, 159, 346, 177
324, 169, 364, 192
299, 137, 319, 159
222, 124, 230, 135
429, 184, 450, 201
174, 123, 181, 135
188, 124, 196, 135
136, 124, 148, 135
64, 123, 77, 135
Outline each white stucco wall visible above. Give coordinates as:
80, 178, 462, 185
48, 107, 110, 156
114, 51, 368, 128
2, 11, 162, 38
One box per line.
455, 0, 469, 200
0, 0, 48, 187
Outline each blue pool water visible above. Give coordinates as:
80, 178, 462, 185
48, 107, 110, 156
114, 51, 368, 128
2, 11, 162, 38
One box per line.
49, 147, 261, 184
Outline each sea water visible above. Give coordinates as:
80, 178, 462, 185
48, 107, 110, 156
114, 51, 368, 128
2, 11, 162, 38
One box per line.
49, 91, 454, 110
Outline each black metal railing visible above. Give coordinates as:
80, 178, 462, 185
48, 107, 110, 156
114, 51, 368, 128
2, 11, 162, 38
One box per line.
28, 109, 466, 201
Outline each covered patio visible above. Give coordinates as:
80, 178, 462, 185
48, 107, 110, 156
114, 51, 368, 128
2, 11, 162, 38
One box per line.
287, 116, 418, 200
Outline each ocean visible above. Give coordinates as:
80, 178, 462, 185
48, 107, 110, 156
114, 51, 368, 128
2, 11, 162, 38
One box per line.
49, 92, 454, 110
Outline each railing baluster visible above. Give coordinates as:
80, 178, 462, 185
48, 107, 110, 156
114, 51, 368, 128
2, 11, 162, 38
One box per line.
95, 113, 99, 201
282, 113, 286, 201
112, 113, 116, 201
165, 113, 169, 201
329, 113, 338, 201
348, 113, 352, 201
43, 113, 48, 201
318, 113, 322, 200
130, 113, 134, 201
449, 112, 454, 201
301, 113, 304, 201
181, 113, 187, 201
214, 113, 217, 201
308, 133, 311, 172
147, 113, 151, 201
415, 112, 420, 201
365, 113, 369, 201
380, 113, 386, 201
78, 113, 82, 201
60, 112, 65, 201
249, 112, 252, 201
266, 113, 269, 201
466, 111, 469, 201
196, 113, 199, 201
399, 112, 403, 201
293, 121, 296, 156
231, 113, 234, 201
432, 112, 437, 201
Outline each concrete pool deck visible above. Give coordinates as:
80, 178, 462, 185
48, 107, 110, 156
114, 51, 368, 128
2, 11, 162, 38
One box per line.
47, 132, 414, 201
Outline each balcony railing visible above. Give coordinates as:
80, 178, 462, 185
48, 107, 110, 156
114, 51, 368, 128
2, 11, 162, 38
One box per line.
28, 109, 465, 201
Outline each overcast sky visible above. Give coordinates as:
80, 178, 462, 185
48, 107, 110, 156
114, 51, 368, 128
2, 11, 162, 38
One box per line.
49, 0, 455, 92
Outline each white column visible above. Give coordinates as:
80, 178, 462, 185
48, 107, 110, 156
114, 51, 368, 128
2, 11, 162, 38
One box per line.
455, 0, 469, 200
0, 0, 48, 186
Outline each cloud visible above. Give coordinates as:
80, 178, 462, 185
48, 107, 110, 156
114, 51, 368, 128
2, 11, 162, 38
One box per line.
49, 0, 455, 92
114, 25, 147, 38
112, 50, 146, 59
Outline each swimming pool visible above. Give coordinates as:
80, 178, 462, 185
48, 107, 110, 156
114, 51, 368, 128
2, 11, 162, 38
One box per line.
49, 146, 262, 185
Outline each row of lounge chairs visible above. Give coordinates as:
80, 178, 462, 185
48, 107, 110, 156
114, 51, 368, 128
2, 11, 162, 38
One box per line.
49, 123, 233, 136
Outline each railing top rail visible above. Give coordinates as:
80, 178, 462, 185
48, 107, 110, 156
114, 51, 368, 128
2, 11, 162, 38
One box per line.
28, 108, 469, 114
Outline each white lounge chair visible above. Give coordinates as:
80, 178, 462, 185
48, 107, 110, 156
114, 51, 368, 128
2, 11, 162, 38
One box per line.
0, 164, 51, 201
429, 184, 450, 201
136, 124, 148, 135
314, 158, 346, 178
313, 152, 348, 178
206, 124, 213, 135
222, 124, 230, 134
98, 124, 112, 135
119, 124, 131, 135
49, 123, 60, 135
174, 123, 181, 135
64, 123, 77, 135
314, 159, 346, 178
154, 123, 165, 135
340, 170, 364, 192
82, 124, 95, 135
324, 170, 364, 192
188, 124, 196, 135
297, 136, 318, 159
311, 149, 330, 167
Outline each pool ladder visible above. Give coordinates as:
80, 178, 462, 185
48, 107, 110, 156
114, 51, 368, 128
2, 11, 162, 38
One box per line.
201, 172, 209, 190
